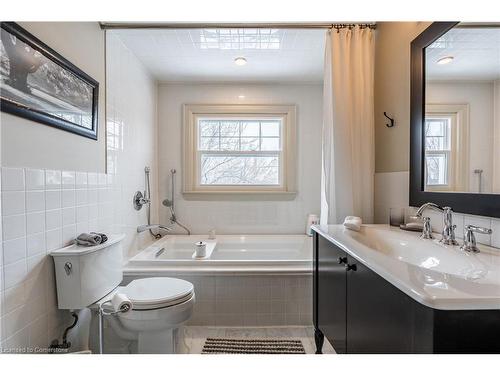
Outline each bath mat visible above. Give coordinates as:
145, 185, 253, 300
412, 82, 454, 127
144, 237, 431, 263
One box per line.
201, 338, 306, 354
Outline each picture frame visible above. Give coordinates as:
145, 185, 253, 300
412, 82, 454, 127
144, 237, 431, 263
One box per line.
0, 22, 99, 140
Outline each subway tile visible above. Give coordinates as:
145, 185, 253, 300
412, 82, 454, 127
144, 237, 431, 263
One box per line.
75, 172, 88, 189
1, 191, 26, 216
87, 173, 98, 188
3, 259, 27, 289
1, 167, 25, 191
26, 191, 45, 213
45, 190, 61, 210
25, 169, 45, 190
62, 207, 76, 226
45, 210, 62, 231
3, 237, 27, 265
27, 232, 46, 257
27, 211, 45, 235
76, 205, 89, 223
45, 229, 62, 252
76, 189, 88, 206
2, 214, 26, 241
76, 221, 89, 235
62, 225, 76, 246
2, 304, 29, 339
62, 189, 76, 208
61, 171, 76, 189
45, 170, 61, 189
98, 173, 107, 186
2, 326, 29, 352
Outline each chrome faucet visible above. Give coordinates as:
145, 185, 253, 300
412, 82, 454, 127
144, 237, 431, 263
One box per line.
137, 224, 173, 233
415, 202, 458, 245
461, 225, 492, 253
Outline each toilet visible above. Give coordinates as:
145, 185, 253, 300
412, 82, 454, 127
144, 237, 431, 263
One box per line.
50, 234, 195, 354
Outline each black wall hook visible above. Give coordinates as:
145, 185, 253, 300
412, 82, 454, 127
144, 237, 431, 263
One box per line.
384, 112, 395, 128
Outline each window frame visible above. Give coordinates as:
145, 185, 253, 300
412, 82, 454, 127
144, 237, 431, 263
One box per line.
424, 104, 470, 192
183, 104, 297, 196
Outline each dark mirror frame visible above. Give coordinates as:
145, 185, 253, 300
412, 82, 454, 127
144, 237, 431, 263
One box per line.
410, 21, 500, 218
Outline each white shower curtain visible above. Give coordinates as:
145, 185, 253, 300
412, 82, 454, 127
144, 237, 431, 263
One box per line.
320, 27, 375, 225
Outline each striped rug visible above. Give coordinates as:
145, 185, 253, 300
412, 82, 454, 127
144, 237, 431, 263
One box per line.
201, 338, 306, 354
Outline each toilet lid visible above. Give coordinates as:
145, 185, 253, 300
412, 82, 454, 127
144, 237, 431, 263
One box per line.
121, 277, 194, 310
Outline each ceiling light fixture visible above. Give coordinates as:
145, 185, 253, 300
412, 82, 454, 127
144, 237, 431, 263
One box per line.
238, 95, 246, 99
437, 56, 454, 65
234, 57, 247, 66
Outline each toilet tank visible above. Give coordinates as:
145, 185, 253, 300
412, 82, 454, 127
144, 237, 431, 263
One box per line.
50, 234, 126, 309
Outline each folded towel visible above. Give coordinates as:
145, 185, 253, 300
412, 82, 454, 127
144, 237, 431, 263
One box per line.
75, 233, 102, 246
343, 216, 362, 232
90, 232, 108, 244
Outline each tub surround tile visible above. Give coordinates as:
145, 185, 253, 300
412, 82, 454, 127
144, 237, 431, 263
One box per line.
45, 210, 62, 231
3, 259, 27, 290
75, 172, 88, 189
26, 233, 46, 258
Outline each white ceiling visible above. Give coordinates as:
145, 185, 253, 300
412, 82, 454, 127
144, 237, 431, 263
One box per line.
112, 28, 325, 82
426, 27, 500, 81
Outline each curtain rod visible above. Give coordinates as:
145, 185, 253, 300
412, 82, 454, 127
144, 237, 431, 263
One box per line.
99, 22, 376, 30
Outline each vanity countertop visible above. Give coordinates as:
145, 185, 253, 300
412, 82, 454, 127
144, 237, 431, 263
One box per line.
312, 224, 500, 310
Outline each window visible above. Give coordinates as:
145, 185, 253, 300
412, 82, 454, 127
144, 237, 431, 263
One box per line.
424, 104, 469, 192
183, 105, 296, 195
425, 116, 452, 186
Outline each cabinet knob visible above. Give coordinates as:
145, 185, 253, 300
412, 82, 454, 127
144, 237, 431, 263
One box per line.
338, 257, 348, 264
345, 264, 357, 271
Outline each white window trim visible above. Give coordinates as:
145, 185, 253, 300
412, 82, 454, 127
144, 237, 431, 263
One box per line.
182, 104, 297, 196
425, 103, 470, 192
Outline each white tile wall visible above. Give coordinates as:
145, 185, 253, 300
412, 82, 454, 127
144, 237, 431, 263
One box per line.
0, 30, 159, 352
0, 167, 117, 351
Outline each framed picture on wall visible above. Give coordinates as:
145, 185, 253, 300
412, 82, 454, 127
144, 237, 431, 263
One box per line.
0, 22, 99, 140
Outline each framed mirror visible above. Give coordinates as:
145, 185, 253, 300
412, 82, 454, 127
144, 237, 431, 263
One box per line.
410, 22, 500, 218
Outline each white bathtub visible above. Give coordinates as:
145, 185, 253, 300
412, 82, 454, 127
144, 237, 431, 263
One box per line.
123, 234, 313, 326
125, 234, 313, 275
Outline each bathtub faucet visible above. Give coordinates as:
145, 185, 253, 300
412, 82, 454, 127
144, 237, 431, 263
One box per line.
137, 224, 173, 234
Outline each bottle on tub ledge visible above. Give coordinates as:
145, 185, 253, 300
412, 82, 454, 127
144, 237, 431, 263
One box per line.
306, 214, 319, 236
208, 229, 216, 240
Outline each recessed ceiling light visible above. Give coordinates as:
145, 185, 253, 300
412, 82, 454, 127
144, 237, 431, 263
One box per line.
437, 56, 454, 65
234, 57, 247, 66
238, 95, 246, 99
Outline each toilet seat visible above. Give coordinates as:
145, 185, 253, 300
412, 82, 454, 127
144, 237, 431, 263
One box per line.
118, 277, 194, 311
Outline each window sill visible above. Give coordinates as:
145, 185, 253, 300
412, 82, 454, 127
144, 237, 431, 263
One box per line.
182, 190, 297, 201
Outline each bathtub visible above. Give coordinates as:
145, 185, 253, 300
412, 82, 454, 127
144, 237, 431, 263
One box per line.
123, 234, 313, 326
124, 234, 312, 275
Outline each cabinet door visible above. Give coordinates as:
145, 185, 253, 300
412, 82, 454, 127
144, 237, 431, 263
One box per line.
314, 234, 347, 353
346, 255, 414, 353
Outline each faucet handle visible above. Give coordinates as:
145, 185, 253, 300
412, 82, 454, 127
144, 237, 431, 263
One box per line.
420, 217, 433, 239
461, 225, 492, 253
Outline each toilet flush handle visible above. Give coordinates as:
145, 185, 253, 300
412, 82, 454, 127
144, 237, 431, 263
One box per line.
64, 262, 72, 275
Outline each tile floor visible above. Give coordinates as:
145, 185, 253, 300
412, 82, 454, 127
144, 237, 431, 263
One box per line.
183, 326, 336, 354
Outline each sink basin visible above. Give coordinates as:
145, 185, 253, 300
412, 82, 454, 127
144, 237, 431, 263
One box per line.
348, 226, 489, 279
312, 224, 500, 310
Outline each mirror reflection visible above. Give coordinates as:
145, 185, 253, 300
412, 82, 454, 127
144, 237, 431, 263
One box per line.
424, 25, 500, 193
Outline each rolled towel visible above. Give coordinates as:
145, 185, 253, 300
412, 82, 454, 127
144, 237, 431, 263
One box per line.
90, 232, 108, 244
343, 216, 362, 232
75, 232, 102, 246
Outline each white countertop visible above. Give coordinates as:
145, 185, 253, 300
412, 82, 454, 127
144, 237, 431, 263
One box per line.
312, 224, 500, 310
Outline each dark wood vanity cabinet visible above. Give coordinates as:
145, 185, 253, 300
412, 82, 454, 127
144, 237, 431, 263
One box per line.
313, 231, 500, 354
